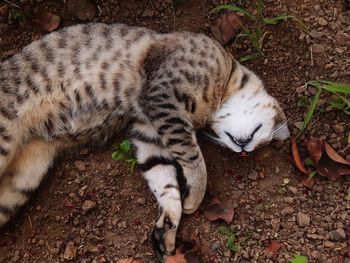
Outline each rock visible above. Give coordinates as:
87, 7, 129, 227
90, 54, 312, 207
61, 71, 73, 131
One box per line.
142, 9, 154, 17
136, 197, 145, 205
67, 0, 97, 21
284, 197, 295, 204
296, 212, 311, 226
74, 160, 86, 172
288, 186, 298, 194
63, 242, 77, 260
13, 250, 20, 262
281, 206, 294, 216
323, 240, 334, 248
82, 200, 97, 212
318, 17, 328, 26
309, 29, 324, 39
329, 228, 346, 241
332, 124, 344, 133
248, 171, 258, 180
311, 43, 329, 54
211, 241, 221, 251
271, 218, 281, 231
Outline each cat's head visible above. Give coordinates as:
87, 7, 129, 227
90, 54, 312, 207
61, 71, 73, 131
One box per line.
209, 65, 290, 153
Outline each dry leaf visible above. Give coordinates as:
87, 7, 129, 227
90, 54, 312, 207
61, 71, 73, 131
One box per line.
305, 139, 323, 164
300, 175, 316, 189
203, 196, 234, 224
291, 138, 308, 174
35, 10, 60, 32
266, 240, 282, 255
166, 239, 200, 263
210, 12, 244, 45
305, 139, 350, 181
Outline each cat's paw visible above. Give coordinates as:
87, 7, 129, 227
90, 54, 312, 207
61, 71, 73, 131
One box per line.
152, 209, 180, 259
180, 166, 207, 215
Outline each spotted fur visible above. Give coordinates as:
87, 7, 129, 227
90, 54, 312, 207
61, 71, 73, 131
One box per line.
0, 23, 289, 259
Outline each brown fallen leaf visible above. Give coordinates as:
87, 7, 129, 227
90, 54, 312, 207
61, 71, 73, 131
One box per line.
305, 138, 323, 165
265, 240, 282, 255
166, 239, 200, 263
291, 138, 309, 174
117, 259, 143, 263
300, 175, 316, 189
203, 196, 234, 224
305, 139, 350, 181
210, 12, 244, 45
34, 10, 60, 32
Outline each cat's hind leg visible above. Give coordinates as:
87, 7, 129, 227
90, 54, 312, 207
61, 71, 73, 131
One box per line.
130, 121, 182, 258
0, 140, 59, 227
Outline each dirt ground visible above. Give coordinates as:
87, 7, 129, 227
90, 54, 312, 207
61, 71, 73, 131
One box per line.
0, 0, 350, 262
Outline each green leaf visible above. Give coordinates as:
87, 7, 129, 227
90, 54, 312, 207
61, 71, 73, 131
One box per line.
291, 255, 308, 263
130, 160, 137, 174
308, 170, 317, 179
263, 13, 297, 25
309, 80, 350, 94
120, 140, 131, 154
304, 157, 315, 167
296, 88, 322, 138
112, 152, 124, 161
210, 4, 255, 20
227, 235, 239, 252
239, 53, 263, 62
218, 226, 231, 236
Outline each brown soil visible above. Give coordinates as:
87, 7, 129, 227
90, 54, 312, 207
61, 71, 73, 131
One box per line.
0, 0, 349, 263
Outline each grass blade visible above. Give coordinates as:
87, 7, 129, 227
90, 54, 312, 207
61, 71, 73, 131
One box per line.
297, 88, 322, 138
211, 4, 255, 20
309, 80, 350, 94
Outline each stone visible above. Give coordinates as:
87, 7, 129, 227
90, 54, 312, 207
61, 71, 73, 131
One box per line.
74, 160, 86, 172
136, 197, 145, 205
142, 9, 154, 17
318, 17, 328, 26
332, 124, 344, 133
82, 200, 97, 212
271, 218, 281, 231
67, 0, 97, 21
284, 197, 294, 204
288, 186, 298, 195
211, 241, 221, 251
248, 171, 258, 180
63, 242, 77, 260
329, 228, 346, 241
311, 44, 329, 54
281, 206, 294, 216
296, 212, 311, 226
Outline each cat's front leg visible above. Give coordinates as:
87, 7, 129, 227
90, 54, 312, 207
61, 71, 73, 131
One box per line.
130, 121, 182, 258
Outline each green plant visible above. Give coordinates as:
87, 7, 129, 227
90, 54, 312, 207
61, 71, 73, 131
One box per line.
8, 9, 24, 24
218, 226, 240, 252
297, 80, 350, 138
112, 139, 137, 174
291, 255, 308, 263
212, 1, 305, 61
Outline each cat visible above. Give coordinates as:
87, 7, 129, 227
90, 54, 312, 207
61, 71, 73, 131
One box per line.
0, 23, 289, 258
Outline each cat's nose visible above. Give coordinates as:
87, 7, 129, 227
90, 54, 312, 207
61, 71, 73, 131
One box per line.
235, 137, 252, 147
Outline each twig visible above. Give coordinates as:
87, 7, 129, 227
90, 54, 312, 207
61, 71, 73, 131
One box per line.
331, 205, 340, 216
28, 216, 33, 228
310, 46, 314, 67
46, 241, 53, 254
4, 0, 20, 9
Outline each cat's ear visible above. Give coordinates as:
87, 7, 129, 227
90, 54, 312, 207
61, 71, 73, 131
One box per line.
273, 122, 290, 141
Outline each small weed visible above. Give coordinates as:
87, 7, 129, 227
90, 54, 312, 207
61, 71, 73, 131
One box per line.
297, 80, 350, 138
218, 226, 240, 252
212, 0, 305, 61
291, 255, 308, 263
8, 9, 24, 24
112, 139, 137, 174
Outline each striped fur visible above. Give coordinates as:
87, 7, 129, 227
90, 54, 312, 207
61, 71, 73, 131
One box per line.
0, 23, 289, 259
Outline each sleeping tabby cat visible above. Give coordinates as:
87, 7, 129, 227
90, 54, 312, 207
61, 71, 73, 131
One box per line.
0, 23, 289, 258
